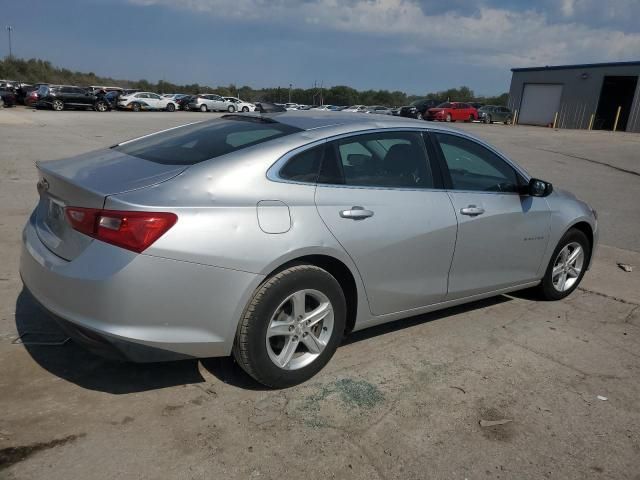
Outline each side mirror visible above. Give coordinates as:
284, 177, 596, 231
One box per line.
527, 178, 553, 197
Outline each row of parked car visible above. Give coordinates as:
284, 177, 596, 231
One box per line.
0, 80, 513, 125
277, 100, 513, 124
0, 81, 258, 113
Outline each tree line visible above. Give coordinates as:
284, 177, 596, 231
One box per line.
1, 57, 508, 106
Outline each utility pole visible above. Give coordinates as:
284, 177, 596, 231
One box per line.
6, 25, 13, 59
288, 83, 292, 103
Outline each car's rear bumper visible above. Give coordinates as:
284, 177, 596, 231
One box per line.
20, 212, 262, 362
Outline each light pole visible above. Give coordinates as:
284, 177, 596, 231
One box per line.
6, 25, 13, 59
288, 83, 292, 103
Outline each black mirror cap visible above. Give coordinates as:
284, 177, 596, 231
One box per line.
528, 178, 553, 197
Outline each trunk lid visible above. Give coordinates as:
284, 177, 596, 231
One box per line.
35, 148, 186, 260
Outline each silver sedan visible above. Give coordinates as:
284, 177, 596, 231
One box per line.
20, 112, 598, 387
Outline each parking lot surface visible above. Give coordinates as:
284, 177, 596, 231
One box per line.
1, 108, 639, 479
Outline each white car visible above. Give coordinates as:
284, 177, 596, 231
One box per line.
284, 103, 299, 110
343, 105, 367, 113
223, 97, 256, 112
188, 94, 233, 112
118, 92, 177, 112
311, 105, 332, 111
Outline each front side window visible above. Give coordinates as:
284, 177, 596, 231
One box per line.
435, 133, 522, 193
322, 131, 434, 189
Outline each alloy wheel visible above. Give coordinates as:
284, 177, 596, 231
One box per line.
551, 242, 584, 292
265, 289, 334, 370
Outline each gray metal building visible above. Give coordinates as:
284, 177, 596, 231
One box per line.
507, 61, 640, 133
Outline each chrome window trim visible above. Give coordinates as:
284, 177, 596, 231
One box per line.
266, 126, 531, 193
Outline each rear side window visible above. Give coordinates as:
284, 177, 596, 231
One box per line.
114, 117, 302, 165
322, 131, 434, 189
279, 145, 324, 182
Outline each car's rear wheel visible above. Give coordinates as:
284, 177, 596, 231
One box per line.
200, 104, 208, 112
166, 103, 175, 112
95, 101, 108, 112
467, 114, 474, 122
131, 102, 141, 112
52, 99, 64, 111
233, 264, 346, 388
242, 106, 249, 112
505, 117, 512, 125
227, 105, 236, 113
445, 113, 452, 122
538, 228, 590, 300
484, 115, 492, 124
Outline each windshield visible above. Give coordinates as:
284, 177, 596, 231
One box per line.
114, 117, 303, 165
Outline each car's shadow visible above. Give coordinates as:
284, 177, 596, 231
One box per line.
15, 288, 513, 394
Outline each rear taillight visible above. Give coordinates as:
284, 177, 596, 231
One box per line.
65, 207, 177, 253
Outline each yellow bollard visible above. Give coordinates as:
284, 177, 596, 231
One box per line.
613, 106, 622, 132
588, 113, 595, 130
552, 112, 559, 129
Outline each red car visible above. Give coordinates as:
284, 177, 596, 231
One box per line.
24, 90, 39, 107
425, 102, 478, 122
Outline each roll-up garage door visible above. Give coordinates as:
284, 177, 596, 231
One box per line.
518, 84, 563, 126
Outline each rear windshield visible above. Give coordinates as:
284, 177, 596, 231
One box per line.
113, 117, 302, 165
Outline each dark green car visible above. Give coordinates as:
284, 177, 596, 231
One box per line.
478, 105, 513, 124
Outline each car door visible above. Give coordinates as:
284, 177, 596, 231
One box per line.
148, 93, 163, 109
431, 132, 551, 299
314, 130, 458, 316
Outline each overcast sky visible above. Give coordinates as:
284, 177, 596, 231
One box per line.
3, 0, 639, 95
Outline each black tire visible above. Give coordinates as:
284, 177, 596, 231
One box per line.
484, 115, 492, 124
200, 104, 208, 112
233, 264, 347, 388
52, 99, 64, 111
166, 103, 175, 112
227, 105, 236, 113
505, 117, 512, 125
467, 114, 474, 122
131, 102, 141, 112
95, 101, 108, 112
537, 228, 591, 301
242, 106, 249, 112
445, 113, 452, 122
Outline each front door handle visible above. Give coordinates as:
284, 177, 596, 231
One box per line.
460, 205, 485, 216
340, 206, 374, 220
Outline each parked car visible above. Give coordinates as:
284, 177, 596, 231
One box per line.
35, 85, 110, 112
310, 105, 332, 111
425, 102, 478, 122
284, 103, 299, 110
188, 94, 231, 112
223, 97, 256, 112
0, 88, 17, 107
343, 105, 367, 113
176, 95, 195, 111
24, 89, 39, 107
163, 93, 188, 102
254, 102, 287, 113
470, 102, 485, 110
398, 99, 440, 119
296, 104, 311, 110
118, 92, 177, 112
20, 112, 597, 388
102, 91, 121, 110
366, 105, 393, 115
478, 105, 513, 124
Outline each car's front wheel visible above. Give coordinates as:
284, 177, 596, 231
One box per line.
538, 228, 590, 300
200, 104, 208, 112
484, 115, 492, 124
227, 105, 236, 113
233, 265, 346, 388
52, 99, 64, 111
166, 103, 175, 112
131, 102, 141, 112
95, 101, 108, 112
242, 106, 249, 112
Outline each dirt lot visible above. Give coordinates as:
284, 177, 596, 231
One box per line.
1, 108, 639, 479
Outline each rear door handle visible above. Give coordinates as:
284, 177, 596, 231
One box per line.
460, 205, 485, 216
340, 206, 374, 220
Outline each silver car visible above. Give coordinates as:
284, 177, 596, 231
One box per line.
20, 112, 597, 387
188, 94, 232, 113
